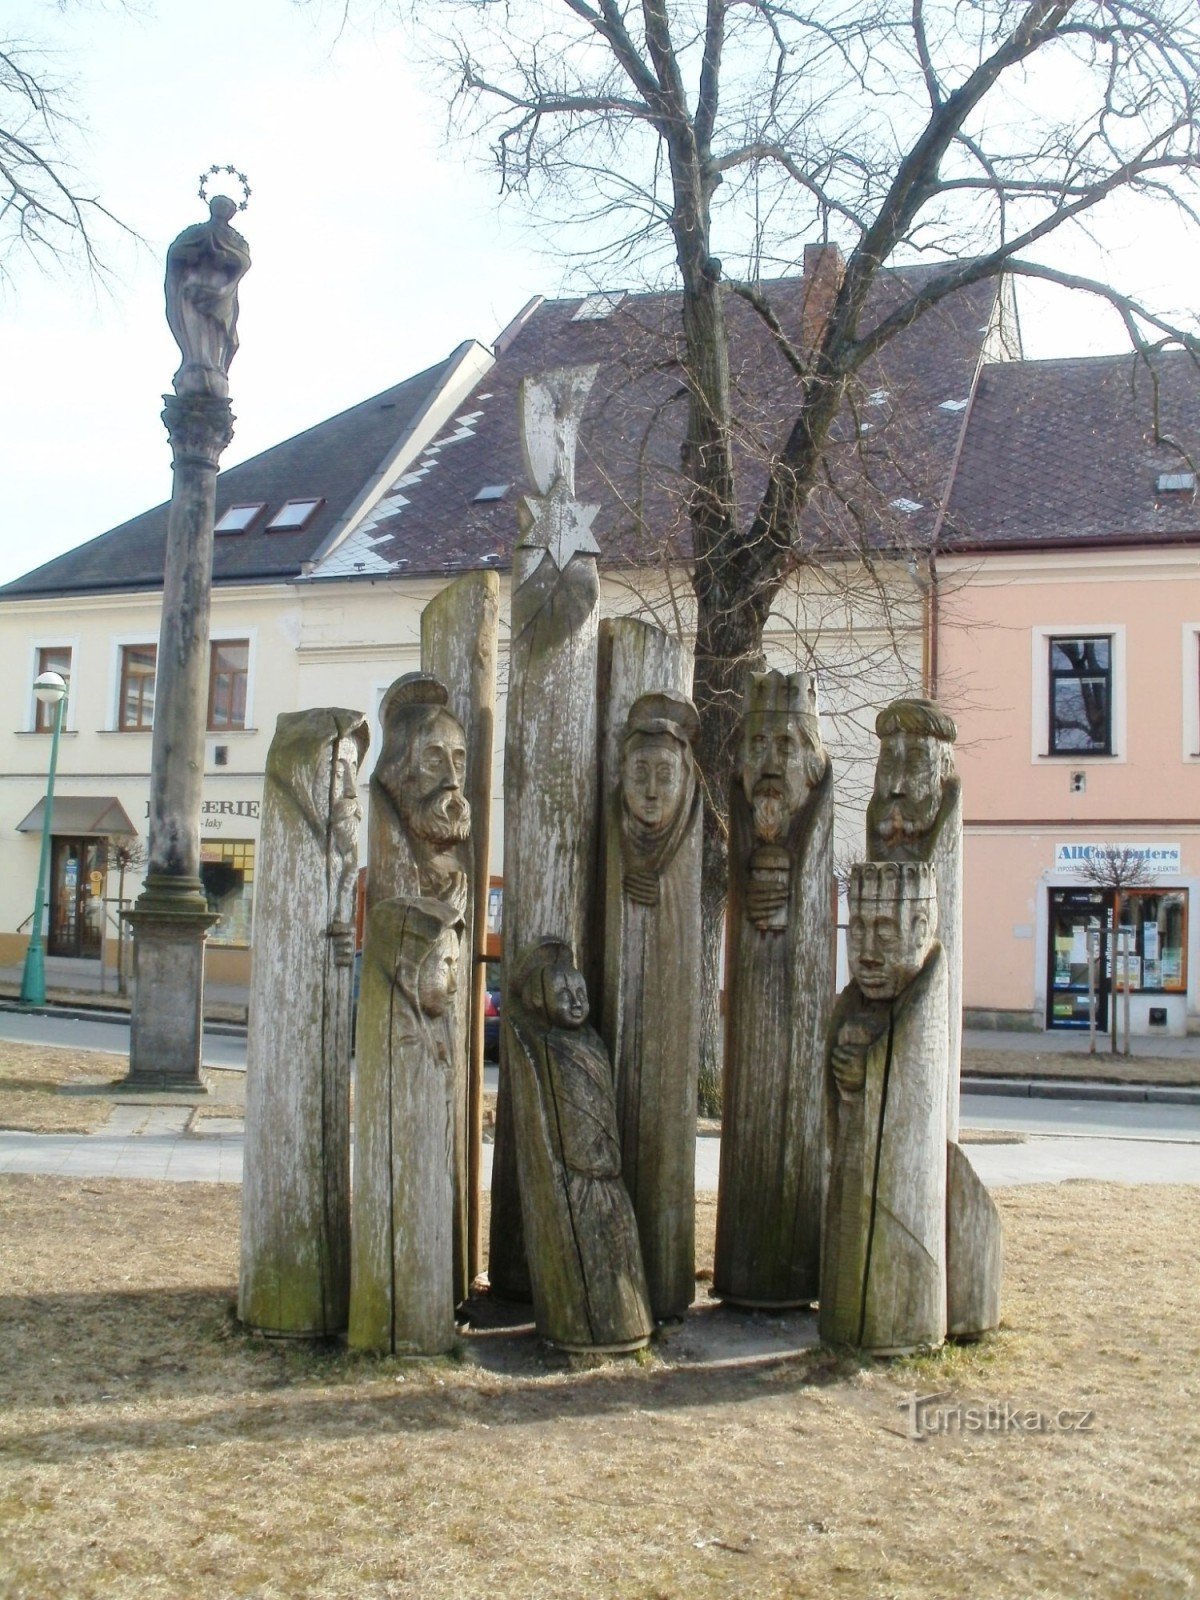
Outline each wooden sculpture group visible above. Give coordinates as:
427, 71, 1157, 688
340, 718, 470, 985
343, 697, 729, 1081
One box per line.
239, 365, 1002, 1361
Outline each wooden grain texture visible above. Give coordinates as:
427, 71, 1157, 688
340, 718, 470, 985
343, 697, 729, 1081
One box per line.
598, 619, 700, 1320
489, 366, 601, 1301
348, 899, 459, 1357
422, 571, 499, 1290
946, 1138, 1003, 1339
931, 788, 964, 1138
239, 709, 365, 1338
820, 947, 949, 1354
714, 751, 834, 1309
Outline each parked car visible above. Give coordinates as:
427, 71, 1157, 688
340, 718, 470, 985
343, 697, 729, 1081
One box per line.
483, 986, 501, 1061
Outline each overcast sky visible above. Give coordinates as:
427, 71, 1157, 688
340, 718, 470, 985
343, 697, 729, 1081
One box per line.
1, 0, 1196, 588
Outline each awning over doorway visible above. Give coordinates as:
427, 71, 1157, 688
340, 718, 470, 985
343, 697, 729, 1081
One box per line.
15, 796, 137, 836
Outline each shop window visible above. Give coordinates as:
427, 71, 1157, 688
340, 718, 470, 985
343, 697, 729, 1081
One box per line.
1114, 890, 1187, 995
34, 645, 72, 731
1048, 635, 1112, 755
201, 839, 255, 947
208, 639, 249, 730
118, 644, 157, 731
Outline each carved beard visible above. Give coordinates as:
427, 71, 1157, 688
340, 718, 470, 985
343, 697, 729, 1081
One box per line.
405, 788, 471, 846
751, 784, 790, 844
874, 794, 940, 852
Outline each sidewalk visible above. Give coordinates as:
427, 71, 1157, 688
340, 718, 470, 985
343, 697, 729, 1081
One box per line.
0, 961, 248, 1026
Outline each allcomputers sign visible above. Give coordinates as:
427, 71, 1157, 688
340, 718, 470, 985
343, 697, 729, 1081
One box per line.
1054, 842, 1181, 876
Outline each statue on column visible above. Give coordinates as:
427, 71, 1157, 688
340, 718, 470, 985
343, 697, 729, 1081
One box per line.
610, 691, 702, 1321
505, 938, 653, 1353
240, 707, 368, 1338
866, 698, 962, 1136
349, 897, 464, 1356
369, 673, 472, 915
165, 194, 251, 398
820, 862, 948, 1355
713, 669, 834, 1308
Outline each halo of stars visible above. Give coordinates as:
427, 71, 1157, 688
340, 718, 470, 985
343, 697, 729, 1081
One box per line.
198, 164, 252, 213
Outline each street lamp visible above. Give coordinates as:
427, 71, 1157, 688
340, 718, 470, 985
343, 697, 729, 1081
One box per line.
20, 670, 68, 1006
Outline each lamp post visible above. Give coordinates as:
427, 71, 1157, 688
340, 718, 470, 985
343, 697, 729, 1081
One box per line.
20, 670, 69, 1006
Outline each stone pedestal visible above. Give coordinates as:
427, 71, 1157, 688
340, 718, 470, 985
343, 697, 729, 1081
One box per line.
123, 903, 217, 1090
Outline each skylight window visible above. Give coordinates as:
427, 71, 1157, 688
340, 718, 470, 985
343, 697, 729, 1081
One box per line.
890, 497, 923, 515
1156, 472, 1196, 493
572, 290, 626, 321
473, 484, 510, 503
214, 503, 265, 534
266, 498, 323, 532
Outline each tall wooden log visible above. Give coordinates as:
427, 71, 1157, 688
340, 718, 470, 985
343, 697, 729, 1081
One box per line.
598, 620, 700, 1320
820, 863, 948, 1355
713, 670, 834, 1308
421, 571, 499, 1289
348, 897, 463, 1356
867, 699, 963, 1138
239, 708, 367, 1337
506, 938, 653, 1352
489, 365, 602, 1301
946, 1141, 1003, 1339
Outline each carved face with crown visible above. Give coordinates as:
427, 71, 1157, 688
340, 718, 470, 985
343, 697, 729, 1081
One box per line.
847, 862, 938, 1000
738, 671, 825, 843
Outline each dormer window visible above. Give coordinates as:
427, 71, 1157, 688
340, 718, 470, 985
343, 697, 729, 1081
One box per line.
266, 498, 323, 532
214, 503, 266, 534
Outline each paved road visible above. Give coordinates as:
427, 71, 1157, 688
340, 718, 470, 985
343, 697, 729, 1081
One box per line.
0, 1005, 246, 1069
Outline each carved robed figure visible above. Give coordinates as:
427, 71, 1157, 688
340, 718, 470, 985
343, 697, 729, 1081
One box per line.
240, 707, 367, 1337
349, 897, 464, 1356
821, 862, 948, 1355
164, 195, 251, 398
505, 939, 653, 1352
714, 670, 834, 1308
606, 691, 702, 1321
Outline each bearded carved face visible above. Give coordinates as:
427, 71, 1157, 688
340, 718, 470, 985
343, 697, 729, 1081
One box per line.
417, 927, 461, 1017
621, 732, 687, 832
379, 709, 471, 846
740, 714, 824, 843
847, 900, 934, 1000
869, 733, 949, 858
327, 736, 363, 864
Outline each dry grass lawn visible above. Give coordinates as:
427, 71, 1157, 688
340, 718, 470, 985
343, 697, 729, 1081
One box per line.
1, 1177, 1197, 1599
963, 1045, 1199, 1086
0, 1043, 123, 1133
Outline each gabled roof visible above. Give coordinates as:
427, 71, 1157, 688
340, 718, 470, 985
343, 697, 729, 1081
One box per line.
1, 348, 478, 598
945, 351, 1200, 550
312, 263, 1006, 581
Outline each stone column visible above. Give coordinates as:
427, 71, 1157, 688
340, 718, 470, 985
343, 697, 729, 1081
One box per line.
489, 365, 601, 1301
123, 195, 250, 1090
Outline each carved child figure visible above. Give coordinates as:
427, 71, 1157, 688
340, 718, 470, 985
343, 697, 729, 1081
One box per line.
820, 862, 948, 1355
506, 938, 653, 1352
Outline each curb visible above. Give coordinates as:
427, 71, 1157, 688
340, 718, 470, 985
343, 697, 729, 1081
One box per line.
962, 1075, 1200, 1106
0, 999, 247, 1040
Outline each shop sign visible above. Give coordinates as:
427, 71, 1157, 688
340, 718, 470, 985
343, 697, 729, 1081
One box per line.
143, 798, 261, 834
1054, 842, 1181, 877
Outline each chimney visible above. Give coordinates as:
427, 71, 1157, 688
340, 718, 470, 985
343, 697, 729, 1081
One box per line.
801, 242, 845, 352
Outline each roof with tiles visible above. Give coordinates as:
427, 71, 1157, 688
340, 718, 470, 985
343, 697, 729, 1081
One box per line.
944, 351, 1200, 550
312, 264, 1006, 582
1, 352, 465, 597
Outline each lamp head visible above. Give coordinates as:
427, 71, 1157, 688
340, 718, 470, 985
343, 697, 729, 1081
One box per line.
32, 671, 67, 707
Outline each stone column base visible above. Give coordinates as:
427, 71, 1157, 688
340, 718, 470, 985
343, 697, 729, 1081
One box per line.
120, 904, 219, 1091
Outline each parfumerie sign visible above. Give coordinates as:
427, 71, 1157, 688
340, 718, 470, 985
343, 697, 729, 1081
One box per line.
144, 798, 260, 832
1055, 842, 1181, 876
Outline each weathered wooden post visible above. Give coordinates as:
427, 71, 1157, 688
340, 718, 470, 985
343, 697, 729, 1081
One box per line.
599, 633, 700, 1322
505, 938, 653, 1352
867, 699, 963, 1136
946, 1141, 1003, 1339
421, 572, 499, 1289
367, 671, 474, 1303
239, 708, 367, 1337
122, 184, 250, 1089
349, 897, 463, 1357
713, 669, 834, 1308
820, 862, 948, 1355
489, 365, 602, 1301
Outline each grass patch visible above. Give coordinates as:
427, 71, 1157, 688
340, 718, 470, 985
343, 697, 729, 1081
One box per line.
0, 1042, 123, 1133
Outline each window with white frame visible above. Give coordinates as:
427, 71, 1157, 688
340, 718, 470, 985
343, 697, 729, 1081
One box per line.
1032, 626, 1124, 761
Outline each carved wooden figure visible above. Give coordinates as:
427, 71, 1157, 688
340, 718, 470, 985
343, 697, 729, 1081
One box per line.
505, 938, 653, 1352
820, 862, 948, 1355
603, 687, 701, 1321
867, 698, 963, 1137
714, 670, 834, 1308
240, 707, 367, 1337
490, 365, 602, 1301
421, 572, 500, 1289
349, 898, 464, 1356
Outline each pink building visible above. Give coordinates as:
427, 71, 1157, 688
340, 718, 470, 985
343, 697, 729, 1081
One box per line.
938, 352, 1200, 1036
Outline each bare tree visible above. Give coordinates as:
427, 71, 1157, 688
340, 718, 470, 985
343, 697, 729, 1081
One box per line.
373, 0, 1200, 1104
108, 835, 147, 995
1078, 844, 1154, 1054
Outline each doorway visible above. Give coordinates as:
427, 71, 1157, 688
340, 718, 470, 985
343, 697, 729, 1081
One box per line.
1047, 887, 1110, 1030
48, 837, 107, 959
